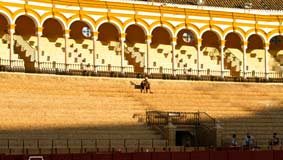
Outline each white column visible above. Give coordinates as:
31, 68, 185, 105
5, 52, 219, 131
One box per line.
242, 43, 247, 79
172, 39, 176, 76
92, 33, 97, 72
145, 35, 151, 74
9, 26, 15, 68
220, 40, 225, 78
120, 34, 125, 73
264, 43, 269, 80
37, 28, 42, 71
64, 30, 69, 71
197, 38, 202, 77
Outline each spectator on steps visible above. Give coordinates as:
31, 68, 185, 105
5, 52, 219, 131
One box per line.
269, 133, 280, 149
243, 133, 254, 149
231, 134, 238, 147
140, 77, 152, 93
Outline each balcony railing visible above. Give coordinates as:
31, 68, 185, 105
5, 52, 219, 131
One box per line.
0, 58, 283, 82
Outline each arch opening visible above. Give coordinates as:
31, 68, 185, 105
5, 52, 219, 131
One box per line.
174, 29, 198, 70
224, 32, 244, 77
151, 27, 171, 47
201, 31, 220, 49
0, 14, 9, 37
125, 24, 146, 44
15, 15, 37, 72
70, 21, 93, 43
269, 35, 283, 72
98, 23, 120, 43
246, 34, 265, 75
247, 34, 264, 51
200, 30, 221, 73
149, 26, 172, 72
176, 29, 197, 48
43, 18, 64, 42
124, 24, 147, 73
15, 15, 36, 40
225, 32, 243, 50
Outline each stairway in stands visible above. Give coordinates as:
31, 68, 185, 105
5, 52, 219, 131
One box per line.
13, 35, 36, 72
224, 49, 242, 77
125, 43, 144, 73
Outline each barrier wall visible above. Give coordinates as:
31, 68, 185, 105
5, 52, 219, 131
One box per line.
1, 151, 283, 160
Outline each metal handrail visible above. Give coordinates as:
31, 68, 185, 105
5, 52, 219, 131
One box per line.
0, 138, 168, 149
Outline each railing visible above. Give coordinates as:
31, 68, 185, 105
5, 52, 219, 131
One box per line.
146, 111, 215, 127
0, 138, 168, 150
1, 58, 283, 82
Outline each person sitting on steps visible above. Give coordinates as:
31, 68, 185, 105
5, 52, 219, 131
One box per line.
140, 77, 152, 93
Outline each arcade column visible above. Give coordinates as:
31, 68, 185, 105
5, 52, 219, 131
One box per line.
37, 27, 42, 70
120, 33, 126, 73
145, 35, 151, 74
242, 42, 248, 79
9, 24, 15, 68
171, 37, 177, 76
64, 30, 70, 71
197, 38, 202, 77
264, 43, 269, 80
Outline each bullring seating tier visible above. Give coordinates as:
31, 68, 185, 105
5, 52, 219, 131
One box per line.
0, 72, 282, 150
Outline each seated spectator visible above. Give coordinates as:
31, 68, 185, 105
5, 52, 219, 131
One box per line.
269, 133, 280, 149
140, 77, 151, 93
231, 134, 238, 147
243, 133, 254, 148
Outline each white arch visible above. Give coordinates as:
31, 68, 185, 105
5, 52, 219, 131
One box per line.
67, 18, 95, 32
150, 24, 173, 38
13, 12, 39, 27
268, 33, 283, 42
245, 32, 267, 42
96, 20, 122, 34
224, 30, 245, 42
124, 22, 149, 36
0, 10, 12, 25
200, 28, 223, 40
41, 16, 67, 30
174, 27, 200, 39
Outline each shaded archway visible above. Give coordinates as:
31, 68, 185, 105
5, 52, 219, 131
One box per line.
150, 27, 172, 72
224, 32, 244, 76
269, 35, 283, 72
176, 29, 197, 47
69, 21, 94, 67
125, 24, 146, 73
41, 18, 65, 64
0, 13, 10, 61
151, 27, 171, 46
98, 23, 120, 42
15, 15, 36, 39
0, 14, 9, 37
70, 21, 92, 42
201, 31, 221, 72
246, 34, 265, 75
175, 29, 198, 70
97, 23, 121, 67
43, 18, 64, 41
15, 15, 37, 72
